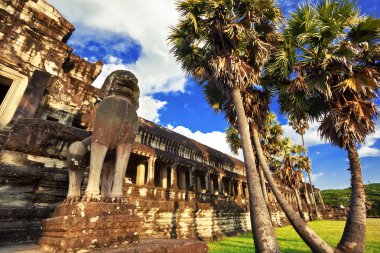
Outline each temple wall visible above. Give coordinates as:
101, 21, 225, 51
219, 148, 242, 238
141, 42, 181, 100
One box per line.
0, 119, 347, 244
0, 0, 102, 129
0, 0, 348, 247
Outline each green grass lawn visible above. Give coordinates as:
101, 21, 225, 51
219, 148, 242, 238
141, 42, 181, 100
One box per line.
208, 219, 380, 253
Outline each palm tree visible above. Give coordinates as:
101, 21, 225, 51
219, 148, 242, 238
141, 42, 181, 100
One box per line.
269, 1, 380, 251
255, 119, 334, 252
210, 84, 334, 252
225, 126, 241, 155
288, 113, 319, 218
226, 124, 269, 204
279, 140, 307, 220
168, 1, 281, 251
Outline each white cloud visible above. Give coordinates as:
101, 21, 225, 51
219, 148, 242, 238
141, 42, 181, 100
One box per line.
167, 125, 244, 161
137, 96, 167, 123
358, 121, 380, 157
310, 172, 324, 182
283, 118, 380, 158
50, 0, 187, 122
282, 121, 326, 147
358, 146, 380, 157
316, 151, 321, 155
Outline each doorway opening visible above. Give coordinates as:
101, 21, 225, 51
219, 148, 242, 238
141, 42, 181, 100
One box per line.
0, 75, 12, 106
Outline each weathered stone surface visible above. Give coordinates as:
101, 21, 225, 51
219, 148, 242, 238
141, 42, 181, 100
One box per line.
3, 119, 90, 159
38, 202, 141, 253
92, 239, 208, 253
0, 0, 102, 128
0, 1, 345, 250
0, 239, 208, 253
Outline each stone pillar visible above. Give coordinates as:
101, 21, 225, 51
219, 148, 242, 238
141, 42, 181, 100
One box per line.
180, 170, 187, 190
12, 70, 51, 121
237, 180, 242, 198
189, 167, 195, 191
244, 183, 249, 199
136, 161, 146, 186
228, 179, 232, 196
197, 176, 202, 193
170, 163, 178, 189
146, 156, 156, 186
160, 166, 168, 188
210, 176, 214, 194
217, 175, 223, 195
205, 172, 210, 193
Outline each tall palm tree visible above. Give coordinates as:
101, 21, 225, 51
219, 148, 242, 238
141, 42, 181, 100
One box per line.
225, 126, 241, 155
208, 83, 334, 252
269, 1, 380, 251
168, 1, 281, 251
226, 124, 269, 203
255, 118, 334, 252
288, 113, 319, 218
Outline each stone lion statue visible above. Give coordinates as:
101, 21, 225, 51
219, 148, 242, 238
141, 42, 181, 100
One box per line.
66, 70, 140, 202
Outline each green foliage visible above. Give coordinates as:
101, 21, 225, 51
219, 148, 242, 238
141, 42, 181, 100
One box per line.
225, 126, 241, 155
321, 183, 380, 217
268, 0, 380, 149
208, 219, 380, 252
168, 0, 282, 90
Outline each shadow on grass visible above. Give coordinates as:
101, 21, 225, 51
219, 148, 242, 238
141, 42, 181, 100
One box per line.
209, 219, 380, 253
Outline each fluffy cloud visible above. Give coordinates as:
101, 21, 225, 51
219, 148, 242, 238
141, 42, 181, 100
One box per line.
282, 118, 380, 158
137, 96, 167, 123
282, 121, 326, 147
50, 0, 187, 122
167, 125, 244, 161
310, 172, 324, 182
358, 121, 380, 157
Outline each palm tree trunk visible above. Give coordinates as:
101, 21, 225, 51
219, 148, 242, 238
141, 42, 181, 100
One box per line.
253, 140, 269, 204
307, 170, 319, 217
258, 164, 269, 204
251, 127, 334, 253
294, 187, 306, 220
302, 134, 319, 218
231, 88, 279, 253
337, 145, 366, 253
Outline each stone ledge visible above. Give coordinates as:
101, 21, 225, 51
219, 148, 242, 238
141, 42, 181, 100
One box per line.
38, 202, 141, 252
0, 239, 208, 253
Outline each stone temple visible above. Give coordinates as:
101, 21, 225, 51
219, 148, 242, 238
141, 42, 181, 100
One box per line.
0, 0, 346, 251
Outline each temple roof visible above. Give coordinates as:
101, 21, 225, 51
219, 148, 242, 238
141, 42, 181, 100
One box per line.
138, 118, 245, 169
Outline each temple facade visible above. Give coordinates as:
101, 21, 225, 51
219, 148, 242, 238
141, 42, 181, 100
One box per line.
0, 0, 345, 245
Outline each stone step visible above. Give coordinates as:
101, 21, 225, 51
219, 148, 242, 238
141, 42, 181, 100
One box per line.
0, 239, 208, 253
39, 202, 141, 253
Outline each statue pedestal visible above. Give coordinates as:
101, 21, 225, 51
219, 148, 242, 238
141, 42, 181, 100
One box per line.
38, 202, 141, 252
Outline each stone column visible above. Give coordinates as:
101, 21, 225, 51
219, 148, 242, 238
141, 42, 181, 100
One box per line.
136, 161, 146, 186
146, 156, 156, 186
217, 175, 223, 195
237, 180, 242, 198
180, 170, 187, 190
210, 176, 214, 194
160, 166, 168, 188
205, 172, 210, 193
170, 163, 178, 189
228, 179, 232, 196
197, 176, 202, 193
244, 183, 249, 199
189, 167, 195, 191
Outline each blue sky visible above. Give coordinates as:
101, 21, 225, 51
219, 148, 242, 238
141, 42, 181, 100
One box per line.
49, 0, 380, 190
